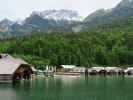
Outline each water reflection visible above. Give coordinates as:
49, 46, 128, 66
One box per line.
0, 84, 19, 100
0, 76, 133, 100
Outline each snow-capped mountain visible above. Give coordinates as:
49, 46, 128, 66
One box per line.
0, 9, 82, 37
31, 9, 82, 21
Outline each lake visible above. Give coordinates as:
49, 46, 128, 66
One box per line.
0, 76, 133, 100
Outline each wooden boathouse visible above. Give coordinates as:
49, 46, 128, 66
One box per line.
0, 54, 34, 83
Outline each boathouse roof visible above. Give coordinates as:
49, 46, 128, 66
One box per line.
91, 67, 105, 71
125, 67, 133, 72
105, 67, 121, 70
61, 65, 76, 69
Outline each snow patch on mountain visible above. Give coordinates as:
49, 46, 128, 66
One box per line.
31, 9, 82, 21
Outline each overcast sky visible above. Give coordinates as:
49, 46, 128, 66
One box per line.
0, 0, 122, 20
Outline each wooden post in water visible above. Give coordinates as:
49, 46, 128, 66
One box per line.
85, 68, 88, 77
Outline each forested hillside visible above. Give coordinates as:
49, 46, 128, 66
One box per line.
0, 16, 133, 69
82, 0, 133, 31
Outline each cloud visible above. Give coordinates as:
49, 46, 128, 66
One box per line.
0, 0, 122, 20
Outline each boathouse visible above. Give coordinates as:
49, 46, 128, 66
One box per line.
89, 67, 106, 75
72, 67, 86, 73
0, 54, 33, 83
105, 67, 120, 75
57, 65, 76, 72
125, 67, 133, 75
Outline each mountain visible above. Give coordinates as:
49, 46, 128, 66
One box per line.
31, 9, 82, 21
2, 10, 81, 36
83, 0, 133, 30
0, 19, 13, 32
84, 9, 108, 22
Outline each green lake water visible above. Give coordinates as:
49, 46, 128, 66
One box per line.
0, 76, 133, 100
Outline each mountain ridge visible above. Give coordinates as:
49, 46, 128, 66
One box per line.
83, 0, 133, 30
0, 0, 133, 37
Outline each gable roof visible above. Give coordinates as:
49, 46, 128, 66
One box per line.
0, 54, 28, 75
61, 65, 76, 69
